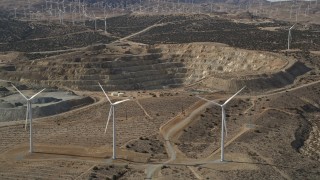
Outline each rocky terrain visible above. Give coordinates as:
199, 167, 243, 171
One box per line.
0, 1, 320, 180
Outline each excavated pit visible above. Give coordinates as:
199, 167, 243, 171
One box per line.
0, 81, 94, 122
0, 42, 310, 92
156, 43, 310, 92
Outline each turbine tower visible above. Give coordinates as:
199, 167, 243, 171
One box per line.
288, 24, 296, 50
98, 83, 130, 160
104, 15, 107, 33
94, 12, 97, 31
12, 84, 45, 153
197, 87, 246, 162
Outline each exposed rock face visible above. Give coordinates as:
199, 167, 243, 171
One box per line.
300, 123, 320, 162
157, 43, 310, 92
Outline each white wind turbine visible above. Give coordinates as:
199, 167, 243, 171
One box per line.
12, 84, 46, 153
71, 8, 75, 25
197, 86, 245, 162
104, 15, 107, 33
69, 2, 72, 13
290, 4, 294, 19
98, 82, 130, 160
14, 7, 18, 18
288, 23, 296, 50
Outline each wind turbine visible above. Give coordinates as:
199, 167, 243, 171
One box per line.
69, 2, 72, 13
197, 86, 246, 162
104, 15, 107, 34
62, 0, 65, 11
29, 11, 33, 20
71, 8, 75, 25
304, 6, 308, 17
93, 11, 97, 31
290, 4, 294, 19
288, 23, 296, 50
191, 0, 194, 13
45, 0, 48, 9
12, 84, 45, 153
78, 0, 81, 17
27, 0, 31, 10
58, 8, 62, 24
98, 82, 130, 160
14, 7, 18, 18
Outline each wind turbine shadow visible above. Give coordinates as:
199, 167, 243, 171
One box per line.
31, 151, 108, 159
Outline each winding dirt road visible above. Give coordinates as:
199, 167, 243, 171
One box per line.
144, 79, 320, 179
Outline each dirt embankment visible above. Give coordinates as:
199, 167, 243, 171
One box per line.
204, 60, 310, 92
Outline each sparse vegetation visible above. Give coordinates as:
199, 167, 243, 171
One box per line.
0, 1, 320, 179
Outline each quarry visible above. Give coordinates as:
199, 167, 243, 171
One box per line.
0, 0, 320, 179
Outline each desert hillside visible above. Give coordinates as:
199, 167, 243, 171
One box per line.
0, 0, 319, 179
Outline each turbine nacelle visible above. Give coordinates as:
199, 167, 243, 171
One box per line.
197, 86, 246, 108
98, 82, 131, 133
12, 84, 46, 130
12, 84, 46, 101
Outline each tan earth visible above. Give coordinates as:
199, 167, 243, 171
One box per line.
0, 1, 320, 180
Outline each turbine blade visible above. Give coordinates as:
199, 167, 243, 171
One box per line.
113, 99, 130, 105
30, 88, 46, 100
289, 23, 296, 30
11, 84, 28, 100
104, 106, 113, 134
196, 96, 221, 106
98, 82, 112, 104
223, 86, 246, 106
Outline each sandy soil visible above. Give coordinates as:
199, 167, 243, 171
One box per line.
0, 2, 320, 179
1, 68, 320, 180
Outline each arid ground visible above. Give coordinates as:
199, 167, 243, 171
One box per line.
0, 0, 320, 179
